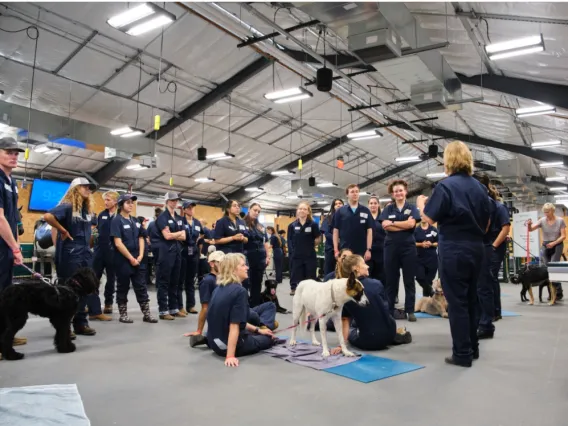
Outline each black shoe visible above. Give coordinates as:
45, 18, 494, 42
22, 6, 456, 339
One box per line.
189, 334, 207, 348
473, 349, 479, 360
407, 313, 417, 322
393, 331, 412, 345
74, 326, 96, 336
477, 330, 494, 340
445, 356, 472, 367
493, 315, 502, 322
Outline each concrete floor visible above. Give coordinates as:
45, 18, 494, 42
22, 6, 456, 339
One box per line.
1, 280, 567, 426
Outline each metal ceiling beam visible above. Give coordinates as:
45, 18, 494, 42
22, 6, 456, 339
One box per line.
91, 159, 130, 186
52, 30, 98, 74
395, 122, 568, 164
146, 56, 271, 140
225, 122, 377, 202
130, 63, 174, 99
456, 73, 568, 111
359, 162, 418, 190
237, 19, 320, 48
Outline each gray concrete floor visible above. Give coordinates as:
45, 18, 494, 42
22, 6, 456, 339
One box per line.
1, 280, 567, 426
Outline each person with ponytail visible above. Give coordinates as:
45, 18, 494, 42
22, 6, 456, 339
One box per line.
244, 203, 270, 307
267, 226, 283, 284
321, 198, 344, 276
44, 177, 99, 336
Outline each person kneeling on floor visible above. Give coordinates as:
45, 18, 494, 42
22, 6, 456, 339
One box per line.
188, 249, 279, 348
204, 253, 277, 367
331, 255, 411, 354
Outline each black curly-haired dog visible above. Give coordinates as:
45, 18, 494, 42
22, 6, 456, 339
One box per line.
261, 279, 288, 314
0, 268, 98, 361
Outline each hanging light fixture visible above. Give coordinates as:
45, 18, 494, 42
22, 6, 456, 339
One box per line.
110, 126, 144, 137
485, 34, 545, 61
317, 182, 338, 188
531, 140, 561, 149
515, 104, 555, 118
195, 177, 216, 183
264, 87, 313, 104
245, 187, 264, 192
546, 176, 567, 182
107, 3, 176, 36
395, 156, 421, 163
426, 172, 447, 178
33, 144, 61, 155
271, 170, 295, 176
347, 129, 383, 141
540, 161, 564, 169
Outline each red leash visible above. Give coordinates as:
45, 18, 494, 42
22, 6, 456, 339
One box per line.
272, 312, 329, 334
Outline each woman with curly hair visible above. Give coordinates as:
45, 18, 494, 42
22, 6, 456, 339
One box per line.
44, 178, 99, 336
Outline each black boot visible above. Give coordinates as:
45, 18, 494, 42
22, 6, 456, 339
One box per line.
140, 301, 157, 323
118, 304, 133, 324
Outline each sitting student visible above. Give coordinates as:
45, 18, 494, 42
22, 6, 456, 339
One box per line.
331, 255, 412, 353
206, 253, 277, 367
323, 248, 353, 282
188, 250, 279, 347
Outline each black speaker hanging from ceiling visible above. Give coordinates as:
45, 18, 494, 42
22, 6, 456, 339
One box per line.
308, 176, 316, 187
428, 145, 438, 158
198, 147, 207, 161
316, 26, 332, 92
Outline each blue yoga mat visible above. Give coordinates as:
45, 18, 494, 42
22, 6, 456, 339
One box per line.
501, 310, 521, 317
415, 310, 520, 319
324, 354, 424, 383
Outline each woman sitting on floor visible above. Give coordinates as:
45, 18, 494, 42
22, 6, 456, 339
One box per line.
331, 255, 412, 353
323, 248, 353, 282
206, 253, 277, 367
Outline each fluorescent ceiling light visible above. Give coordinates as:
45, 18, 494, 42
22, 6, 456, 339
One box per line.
426, 172, 447, 178
546, 176, 567, 182
121, 130, 143, 138
206, 152, 235, 161
486, 34, 544, 61
271, 170, 295, 176
347, 129, 382, 139
44, 148, 61, 155
316, 200, 330, 204
195, 177, 216, 183
361, 191, 372, 196
317, 182, 338, 188
540, 161, 564, 169
352, 135, 382, 141
532, 140, 561, 149
379, 198, 392, 203
128, 164, 150, 171
550, 186, 568, 191
515, 104, 555, 118
110, 126, 134, 136
554, 193, 568, 198
285, 194, 299, 199
245, 187, 264, 192
265, 87, 313, 104
395, 156, 421, 163
0, 122, 9, 129
107, 3, 175, 36
34, 144, 60, 155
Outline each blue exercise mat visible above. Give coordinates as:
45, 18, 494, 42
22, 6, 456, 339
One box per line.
324, 354, 424, 383
501, 310, 521, 317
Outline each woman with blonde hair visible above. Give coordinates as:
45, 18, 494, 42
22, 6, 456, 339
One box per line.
287, 201, 321, 296
417, 141, 491, 367
527, 202, 566, 265
206, 253, 276, 367
44, 177, 99, 336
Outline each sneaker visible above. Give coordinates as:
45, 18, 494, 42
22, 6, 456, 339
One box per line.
75, 326, 97, 336
444, 356, 472, 368
13, 336, 27, 346
159, 314, 175, 321
174, 311, 188, 318
89, 314, 112, 321
407, 313, 417, 322
189, 334, 207, 348
103, 305, 113, 314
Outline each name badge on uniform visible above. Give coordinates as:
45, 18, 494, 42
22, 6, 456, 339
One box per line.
432, 231, 437, 236
228, 226, 235, 231
168, 220, 173, 224
295, 226, 301, 231
188, 247, 194, 256
426, 233, 432, 237
185, 224, 189, 229
305, 227, 312, 233
86, 215, 92, 221
102, 216, 108, 220
195, 226, 201, 232
239, 225, 245, 231
15, 186, 18, 194
177, 220, 182, 226
404, 209, 411, 215
4, 183, 12, 192
124, 224, 131, 229
360, 220, 366, 224
360, 212, 368, 219
388, 215, 396, 219
136, 223, 141, 228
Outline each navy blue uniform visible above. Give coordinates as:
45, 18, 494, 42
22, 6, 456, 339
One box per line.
214, 216, 248, 254
206, 283, 273, 357
342, 277, 396, 350
490, 203, 509, 317
332, 204, 373, 256
478, 198, 499, 333
0, 169, 18, 291
93, 209, 117, 307
424, 172, 490, 363
287, 219, 321, 290
368, 213, 386, 285
414, 224, 439, 296
110, 214, 150, 305
320, 218, 336, 276
244, 222, 267, 307
199, 273, 218, 305
198, 227, 213, 281
49, 203, 95, 329
180, 216, 202, 311
379, 202, 421, 313
155, 210, 183, 315
270, 234, 284, 283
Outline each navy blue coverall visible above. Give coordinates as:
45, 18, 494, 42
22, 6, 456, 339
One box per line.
368, 213, 386, 285
287, 218, 321, 291
320, 218, 336, 276
180, 216, 202, 311
155, 210, 183, 315
93, 209, 117, 307
270, 234, 283, 283
331, 204, 373, 257
414, 224, 439, 297
244, 222, 268, 307
0, 168, 19, 291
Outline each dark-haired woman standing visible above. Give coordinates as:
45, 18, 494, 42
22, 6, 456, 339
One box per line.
244, 203, 269, 307
267, 226, 283, 284
368, 196, 386, 285
321, 198, 344, 276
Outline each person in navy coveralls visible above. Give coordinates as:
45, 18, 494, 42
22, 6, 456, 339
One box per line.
321, 198, 344, 276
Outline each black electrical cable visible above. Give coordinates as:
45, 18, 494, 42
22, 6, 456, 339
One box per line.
135, 58, 142, 129
482, 18, 492, 44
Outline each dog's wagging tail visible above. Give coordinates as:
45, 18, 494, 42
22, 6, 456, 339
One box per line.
0, 267, 99, 361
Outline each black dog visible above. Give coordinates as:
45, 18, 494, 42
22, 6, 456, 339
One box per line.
511, 265, 552, 304
0, 268, 98, 361
261, 279, 289, 314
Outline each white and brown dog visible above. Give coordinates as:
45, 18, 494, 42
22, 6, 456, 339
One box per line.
288, 273, 369, 358
415, 279, 448, 318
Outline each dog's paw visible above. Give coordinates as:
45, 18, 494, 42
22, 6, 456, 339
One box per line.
288, 339, 297, 347
442, 313, 448, 318
311, 340, 321, 346
343, 350, 357, 357
322, 349, 331, 358
4, 351, 24, 361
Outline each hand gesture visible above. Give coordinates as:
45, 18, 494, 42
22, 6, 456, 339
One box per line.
225, 357, 239, 367
60, 229, 73, 241
129, 257, 140, 266
258, 328, 274, 336
546, 242, 555, 249
331, 346, 342, 355
526, 219, 533, 227
364, 250, 371, 261
13, 251, 23, 265
382, 220, 393, 229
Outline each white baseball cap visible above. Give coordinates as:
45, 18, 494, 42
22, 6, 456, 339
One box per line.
69, 177, 97, 191
208, 250, 225, 263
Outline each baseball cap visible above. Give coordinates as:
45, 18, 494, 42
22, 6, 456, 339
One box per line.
208, 250, 225, 263
164, 191, 180, 201
69, 177, 97, 191
0, 137, 25, 153
118, 193, 137, 205
182, 200, 197, 209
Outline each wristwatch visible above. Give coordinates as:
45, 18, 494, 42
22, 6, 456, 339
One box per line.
254, 327, 260, 334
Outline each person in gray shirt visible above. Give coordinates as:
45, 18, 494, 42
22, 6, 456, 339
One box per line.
527, 202, 566, 264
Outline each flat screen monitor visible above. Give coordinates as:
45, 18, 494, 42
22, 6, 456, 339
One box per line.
28, 179, 70, 212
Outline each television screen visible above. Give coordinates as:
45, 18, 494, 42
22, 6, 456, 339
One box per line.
28, 179, 71, 212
